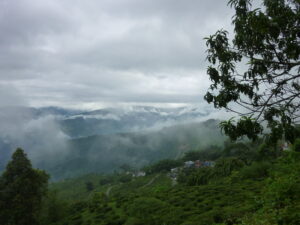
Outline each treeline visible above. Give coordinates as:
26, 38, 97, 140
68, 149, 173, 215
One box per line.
0, 149, 49, 225
49, 138, 300, 224
48, 138, 300, 225
1, 136, 300, 225
143, 137, 299, 178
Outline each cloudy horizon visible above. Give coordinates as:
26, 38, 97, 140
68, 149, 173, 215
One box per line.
0, 0, 235, 110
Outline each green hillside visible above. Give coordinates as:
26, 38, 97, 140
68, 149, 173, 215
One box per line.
40, 139, 300, 225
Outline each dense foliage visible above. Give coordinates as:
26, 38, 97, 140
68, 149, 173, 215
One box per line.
35, 138, 300, 225
205, 0, 300, 141
0, 148, 49, 225
1, 136, 300, 225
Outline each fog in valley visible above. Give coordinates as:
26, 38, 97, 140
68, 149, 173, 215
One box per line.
0, 0, 233, 179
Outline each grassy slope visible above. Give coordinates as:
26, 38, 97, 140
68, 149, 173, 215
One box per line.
47, 150, 300, 225
50, 172, 264, 225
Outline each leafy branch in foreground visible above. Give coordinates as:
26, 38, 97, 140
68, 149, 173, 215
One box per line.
205, 0, 300, 142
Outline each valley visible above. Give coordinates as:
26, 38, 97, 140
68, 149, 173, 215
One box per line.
0, 106, 223, 180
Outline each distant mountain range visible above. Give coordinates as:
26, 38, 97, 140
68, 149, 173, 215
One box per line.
0, 105, 223, 180
57, 106, 212, 137
41, 119, 224, 180
1, 105, 212, 137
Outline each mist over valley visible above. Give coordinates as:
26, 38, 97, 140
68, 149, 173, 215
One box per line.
0, 105, 224, 179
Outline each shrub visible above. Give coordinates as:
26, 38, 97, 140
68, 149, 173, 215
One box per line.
119, 174, 132, 183
293, 138, 300, 152
214, 157, 244, 177
99, 176, 114, 185
239, 161, 272, 179
144, 159, 182, 174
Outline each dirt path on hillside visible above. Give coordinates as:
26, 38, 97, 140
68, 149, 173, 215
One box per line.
105, 186, 113, 197
105, 174, 160, 196
142, 174, 160, 188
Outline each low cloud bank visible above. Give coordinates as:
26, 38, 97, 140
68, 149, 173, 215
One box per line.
0, 86, 70, 170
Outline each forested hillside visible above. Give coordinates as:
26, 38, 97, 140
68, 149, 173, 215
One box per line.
38, 139, 300, 225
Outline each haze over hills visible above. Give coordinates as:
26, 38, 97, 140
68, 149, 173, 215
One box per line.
0, 105, 223, 179
48, 119, 224, 179
0, 105, 213, 137
59, 105, 212, 137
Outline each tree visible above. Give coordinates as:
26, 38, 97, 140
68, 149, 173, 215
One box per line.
293, 138, 300, 151
205, 0, 300, 142
85, 181, 94, 192
0, 148, 49, 225
143, 159, 182, 174
214, 157, 245, 177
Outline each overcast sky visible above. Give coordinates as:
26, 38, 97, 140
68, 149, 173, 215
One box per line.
0, 0, 235, 110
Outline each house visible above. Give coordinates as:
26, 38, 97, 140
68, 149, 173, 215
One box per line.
170, 168, 179, 178
133, 171, 146, 177
184, 161, 195, 168
203, 161, 215, 167
195, 160, 202, 168
171, 168, 179, 173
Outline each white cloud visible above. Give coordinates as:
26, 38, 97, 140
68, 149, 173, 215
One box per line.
0, 0, 234, 109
